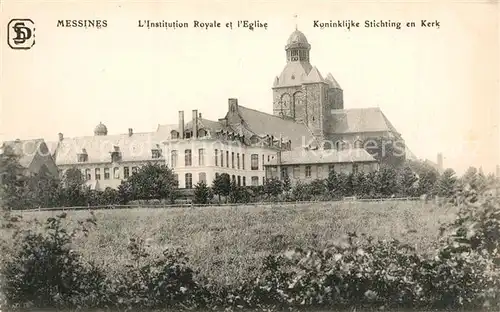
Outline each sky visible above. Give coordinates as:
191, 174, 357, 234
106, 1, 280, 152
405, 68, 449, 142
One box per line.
1, 0, 499, 175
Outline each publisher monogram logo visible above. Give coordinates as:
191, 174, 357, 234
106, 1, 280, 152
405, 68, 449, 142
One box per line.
7, 19, 35, 50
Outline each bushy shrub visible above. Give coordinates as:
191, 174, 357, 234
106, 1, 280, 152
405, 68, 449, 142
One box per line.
1, 190, 500, 312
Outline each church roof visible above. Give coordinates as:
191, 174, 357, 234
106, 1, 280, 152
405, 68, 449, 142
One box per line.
236, 105, 317, 148
2, 139, 50, 168
329, 107, 400, 135
54, 132, 164, 165
275, 61, 313, 87
266, 148, 376, 166
326, 73, 341, 89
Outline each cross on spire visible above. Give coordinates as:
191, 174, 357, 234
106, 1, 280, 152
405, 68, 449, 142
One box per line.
294, 14, 298, 30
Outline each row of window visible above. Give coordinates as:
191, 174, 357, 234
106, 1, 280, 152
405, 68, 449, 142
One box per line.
273, 164, 359, 179
178, 172, 264, 189
170, 149, 271, 171
79, 166, 139, 181
77, 149, 163, 163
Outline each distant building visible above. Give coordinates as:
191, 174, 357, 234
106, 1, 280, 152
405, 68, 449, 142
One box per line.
271, 29, 405, 166
53, 124, 165, 190
51, 28, 407, 190
265, 147, 379, 185
1, 139, 59, 177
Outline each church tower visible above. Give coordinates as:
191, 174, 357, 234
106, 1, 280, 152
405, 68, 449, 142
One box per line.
272, 28, 343, 139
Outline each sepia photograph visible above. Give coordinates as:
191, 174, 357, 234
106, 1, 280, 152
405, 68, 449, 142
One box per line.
1, 0, 499, 311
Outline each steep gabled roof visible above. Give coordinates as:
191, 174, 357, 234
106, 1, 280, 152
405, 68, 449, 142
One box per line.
236, 105, 317, 148
329, 107, 400, 135
267, 148, 377, 166
305, 66, 324, 83
2, 139, 49, 168
185, 118, 224, 132
54, 132, 164, 165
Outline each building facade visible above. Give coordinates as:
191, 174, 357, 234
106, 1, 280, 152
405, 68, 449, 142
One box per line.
265, 148, 379, 185
1, 139, 59, 177
50, 28, 406, 190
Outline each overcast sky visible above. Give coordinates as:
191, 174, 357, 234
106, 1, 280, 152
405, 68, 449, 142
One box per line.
1, 0, 499, 174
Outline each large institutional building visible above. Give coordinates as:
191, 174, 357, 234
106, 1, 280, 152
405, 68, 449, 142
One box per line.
50, 29, 403, 190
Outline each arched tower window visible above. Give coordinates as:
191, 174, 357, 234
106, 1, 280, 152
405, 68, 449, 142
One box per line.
280, 93, 291, 117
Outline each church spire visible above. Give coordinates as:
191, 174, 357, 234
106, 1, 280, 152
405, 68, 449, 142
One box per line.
294, 14, 298, 30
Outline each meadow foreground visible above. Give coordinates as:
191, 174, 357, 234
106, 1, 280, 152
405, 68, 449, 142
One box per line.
13, 200, 456, 285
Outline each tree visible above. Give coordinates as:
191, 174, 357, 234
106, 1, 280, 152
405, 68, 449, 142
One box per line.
396, 165, 418, 197
193, 181, 212, 205
283, 174, 292, 194
0, 145, 30, 210
407, 160, 439, 196
436, 168, 457, 198
58, 167, 88, 207
376, 166, 398, 197
27, 165, 61, 208
124, 163, 177, 202
212, 173, 231, 203
309, 179, 327, 197
263, 177, 283, 197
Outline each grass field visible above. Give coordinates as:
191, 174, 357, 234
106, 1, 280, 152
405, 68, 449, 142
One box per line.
8, 200, 458, 286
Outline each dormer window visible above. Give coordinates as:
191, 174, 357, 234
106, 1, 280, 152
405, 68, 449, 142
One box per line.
77, 149, 88, 162
110, 146, 121, 162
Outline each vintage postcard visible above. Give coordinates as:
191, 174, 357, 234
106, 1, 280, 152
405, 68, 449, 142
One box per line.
0, 0, 499, 311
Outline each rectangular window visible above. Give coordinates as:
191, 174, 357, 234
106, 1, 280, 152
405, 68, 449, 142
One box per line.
237, 153, 240, 169
242, 154, 245, 170
226, 151, 229, 167
185, 173, 192, 189
198, 148, 205, 166
85, 169, 91, 181
237, 176, 241, 186
251, 176, 259, 186
251, 154, 259, 170
221, 150, 224, 167
262, 154, 264, 170
113, 167, 120, 179
329, 165, 335, 172
242, 176, 246, 186
132, 166, 138, 174
317, 165, 323, 178
280, 167, 288, 179
199, 172, 206, 184
185, 149, 192, 166
171, 150, 178, 168
293, 166, 300, 178
231, 152, 235, 168
104, 168, 110, 180
353, 163, 359, 174
173, 174, 179, 188
123, 166, 130, 179
305, 165, 311, 178
95, 168, 101, 180
214, 149, 218, 166
151, 149, 162, 159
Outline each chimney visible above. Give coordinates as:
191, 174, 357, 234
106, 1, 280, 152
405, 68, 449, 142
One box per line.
199, 112, 202, 119
228, 98, 238, 112
128, 128, 133, 136
192, 109, 199, 139
437, 153, 443, 171
179, 111, 185, 139
58, 133, 64, 141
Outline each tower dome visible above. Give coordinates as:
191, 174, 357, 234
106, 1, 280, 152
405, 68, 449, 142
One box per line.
285, 29, 311, 63
94, 122, 108, 136
286, 29, 311, 50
